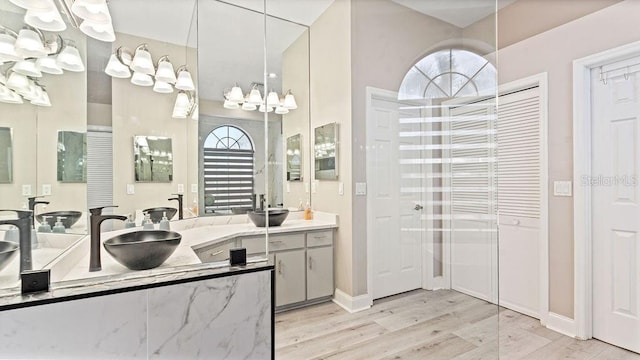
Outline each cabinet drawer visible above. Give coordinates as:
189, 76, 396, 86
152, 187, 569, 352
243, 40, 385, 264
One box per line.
242, 233, 305, 254
306, 230, 333, 247
195, 241, 236, 263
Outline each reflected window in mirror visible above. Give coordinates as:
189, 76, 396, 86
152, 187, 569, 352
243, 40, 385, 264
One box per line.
203, 125, 254, 214
0, 127, 12, 184
134, 136, 173, 182
286, 134, 302, 181
57, 131, 87, 183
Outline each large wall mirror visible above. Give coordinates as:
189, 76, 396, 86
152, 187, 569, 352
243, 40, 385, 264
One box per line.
0, 0, 312, 289
133, 135, 173, 183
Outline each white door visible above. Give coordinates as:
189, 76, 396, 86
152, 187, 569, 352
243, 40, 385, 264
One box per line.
367, 90, 422, 300
592, 58, 640, 353
444, 101, 498, 303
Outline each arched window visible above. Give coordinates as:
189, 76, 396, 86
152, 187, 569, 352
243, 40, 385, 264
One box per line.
398, 49, 496, 100
203, 125, 254, 213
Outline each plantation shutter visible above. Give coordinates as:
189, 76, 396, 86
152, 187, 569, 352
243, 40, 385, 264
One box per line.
496, 87, 541, 219
448, 103, 496, 215
87, 131, 113, 210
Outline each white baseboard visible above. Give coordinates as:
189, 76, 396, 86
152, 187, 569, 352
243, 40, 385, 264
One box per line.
546, 312, 576, 338
332, 289, 372, 313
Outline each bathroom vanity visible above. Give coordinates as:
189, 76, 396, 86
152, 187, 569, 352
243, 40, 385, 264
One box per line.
0, 211, 337, 359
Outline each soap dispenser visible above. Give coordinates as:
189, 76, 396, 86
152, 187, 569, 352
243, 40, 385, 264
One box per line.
124, 213, 136, 228
38, 216, 52, 233
142, 213, 154, 230
159, 211, 170, 231
52, 217, 66, 233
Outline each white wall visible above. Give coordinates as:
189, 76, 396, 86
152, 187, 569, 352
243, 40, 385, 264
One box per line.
498, 0, 640, 318
310, 0, 354, 296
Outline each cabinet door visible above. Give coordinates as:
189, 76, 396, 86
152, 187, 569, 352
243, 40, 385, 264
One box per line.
274, 250, 306, 307
306, 246, 334, 300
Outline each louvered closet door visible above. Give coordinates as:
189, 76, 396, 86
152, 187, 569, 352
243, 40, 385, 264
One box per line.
446, 101, 498, 303
497, 87, 542, 318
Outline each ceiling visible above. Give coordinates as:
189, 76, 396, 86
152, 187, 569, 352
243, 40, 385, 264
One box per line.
391, 0, 517, 28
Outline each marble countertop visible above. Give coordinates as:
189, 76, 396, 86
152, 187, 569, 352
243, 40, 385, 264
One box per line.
0, 211, 337, 309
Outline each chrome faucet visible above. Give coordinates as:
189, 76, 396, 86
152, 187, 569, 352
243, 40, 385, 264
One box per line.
89, 206, 127, 272
168, 194, 183, 220
0, 210, 33, 273
28, 196, 49, 227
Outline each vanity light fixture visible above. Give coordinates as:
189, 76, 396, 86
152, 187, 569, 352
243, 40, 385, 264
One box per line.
14, 26, 47, 58
0, 26, 81, 106
130, 44, 154, 75
223, 83, 298, 115
24, 7, 67, 32
0, 27, 23, 62
104, 46, 131, 78
246, 84, 263, 106
155, 56, 176, 84
130, 71, 154, 87
12, 59, 42, 77
283, 90, 298, 110
172, 90, 197, 119
175, 65, 195, 91
228, 84, 244, 103
153, 80, 173, 94
36, 55, 63, 74
56, 39, 84, 72
10, 0, 116, 43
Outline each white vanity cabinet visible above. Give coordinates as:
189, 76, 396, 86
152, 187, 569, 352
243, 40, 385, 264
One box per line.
306, 230, 334, 300
240, 229, 335, 310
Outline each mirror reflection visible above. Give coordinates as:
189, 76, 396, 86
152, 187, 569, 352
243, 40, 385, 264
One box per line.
134, 136, 173, 183
286, 134, 302, 182
57, 131, 86, 183
0, 127, 12, 184
314, 123, 339, 180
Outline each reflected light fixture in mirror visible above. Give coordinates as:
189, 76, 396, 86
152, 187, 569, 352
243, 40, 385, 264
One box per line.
131, 71, 153, 86
36, 55, 63, 74
222, 83, 297, 114
155, 56, 176, 84
153, 80, 173, 94
56, 39, 84, 71
130, 44, 154, 74
172, 90, 197, 119
12, 59, 42, 77
104, 46, 131, 78
10, 0, 116, 42
175, 65, 195, 91
15, 26, 47, 58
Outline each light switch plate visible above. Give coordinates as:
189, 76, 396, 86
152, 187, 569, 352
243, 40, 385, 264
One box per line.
311, 180, 318, 194
22, 184, 32, 196
355, 182, 367, 196
177, 184, 184, 193
286, 182, 291, 193
42, 184, 51, 196
126, 184, 135, 195
553, 181, 572, 197
338, 182, 344, 195
304, 182, 310, 193
191, 184, 198, 193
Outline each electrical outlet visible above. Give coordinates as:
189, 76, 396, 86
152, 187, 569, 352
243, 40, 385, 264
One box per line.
304, 182, 310, 193
42, 184, 51, 196
177, 184, 185, 193
311, 181, 318, 194
22, 184, 32, 196
191, 184, 198, 193
126, 184, 135, 195
355, 182, 367, 196
286, 182, 291, 193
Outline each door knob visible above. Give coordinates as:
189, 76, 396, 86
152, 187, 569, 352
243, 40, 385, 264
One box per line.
414, 204, 424, 211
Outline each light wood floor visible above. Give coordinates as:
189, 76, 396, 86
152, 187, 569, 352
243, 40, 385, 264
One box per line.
275, 289, 640, 360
